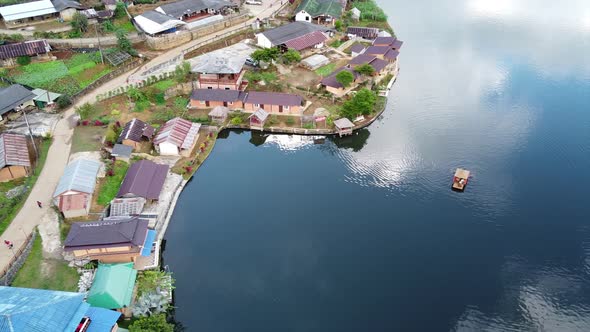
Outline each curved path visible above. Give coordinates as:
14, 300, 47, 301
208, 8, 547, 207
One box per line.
0, 0, 285, 274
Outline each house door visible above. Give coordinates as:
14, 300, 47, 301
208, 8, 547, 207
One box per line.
205, 101, 210, 107
223, 102, 228, 107
279, 105, 283, 113
260, 104, 264, 109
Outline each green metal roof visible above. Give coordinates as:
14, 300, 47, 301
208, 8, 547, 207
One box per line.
296, 0, 344, 19
87, 263, 137, 309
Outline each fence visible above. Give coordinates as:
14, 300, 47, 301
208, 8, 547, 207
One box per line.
182, 25, 253, 56
47, 33, 144, 49
0, 229, 36, 286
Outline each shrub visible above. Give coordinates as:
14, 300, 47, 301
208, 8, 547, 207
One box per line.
335, 70, 355, 88
354, 63, 375, 76
282, 49, 301, 64
286, 117, 295, 126
75, 103, 98, 120
116, 29, 136, 56
173, 61, 191, 83
129, 314, 173, 332
114, 2, 126, 19
230, 116, 242, 125
335, 20, 343, 31
71, 12, 88, 33
16, 56, 31, 66
251, 47, 280, 63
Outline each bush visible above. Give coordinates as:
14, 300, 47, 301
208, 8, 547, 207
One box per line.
354, 63, 375, 76
57, 95, 71, 109
129, 314, 173, 332
16, 56, 31, 66
341, 88, 377, 119
75, 102, 99, 120
116, 29, 136, 56
101, 20, 116, 33
173, 61, 191, 83
286, 116, 295, 126
230, 116, 243, 125
282, 49, 301, 64
251, 47, 280, 63
355, 0, 388, 22
335, 20, 343, 31
71, 12, 88, 33
114, 2, 126, 19
336, 70, 355, 88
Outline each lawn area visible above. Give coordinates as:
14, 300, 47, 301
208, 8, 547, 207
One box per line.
71, 125, 107, 154
9, 52, 113, 95
315, 63, 337, 76
152, 79, 176, 92
11, 232, 79, 291
114, 18, 136, 33
0, 138, 51, 235
97, 161, 129, 206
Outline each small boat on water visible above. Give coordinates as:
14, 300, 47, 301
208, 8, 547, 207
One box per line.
452, 168, 470, 191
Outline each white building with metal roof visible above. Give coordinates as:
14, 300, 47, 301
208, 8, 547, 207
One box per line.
0, 0, 58, 28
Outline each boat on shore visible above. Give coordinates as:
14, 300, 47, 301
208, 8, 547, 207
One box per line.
452, 168, 470, 191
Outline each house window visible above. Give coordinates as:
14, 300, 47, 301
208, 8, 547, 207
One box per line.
229, 102, 233, 105
208, 87, 213, 89
225, 87, 230, 90
254, 103, 260, 107
200, 100, 205, 104
284, 105, 290, 110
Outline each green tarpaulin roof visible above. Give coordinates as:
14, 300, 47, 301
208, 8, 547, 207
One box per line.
296, 0, 343, 19
87, 263, 137, 309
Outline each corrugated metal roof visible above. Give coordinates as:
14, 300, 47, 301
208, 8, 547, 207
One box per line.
0, 133, 30, 169
64, 217, 149, 249
349, 54, 376, 65
320, 66, 359, 88
302, 53, 329, 68
87, 263, 137, 309
364, 45, 391, 56
111, 144, 133, 158
349, 43, 366, 54
157, 0, 233, 19
0, 40, 51, 60
391, 39, 403, 50
53, 159, 101, 197
262, 21, 330, 46
134, 10, 186, 35
118, 118, 154, 143
0, 0, 57, 22
52, 0, 82, 11
85, 307, 121, 332
208, 105, 229, 117
284, 30, 327, 51
191, 89, 244, 102
384, 49, 400, 60
117, 160, 168, 200
249, 108, 269, 122
154, 117, 201, 149
32, 88, 61, 103
0, 286, 89, 332
0, 84, 36, 116
334, 117, 354, 128
347, 26, 379, 39
373, 37, 396, 46
244, 91, 303, 107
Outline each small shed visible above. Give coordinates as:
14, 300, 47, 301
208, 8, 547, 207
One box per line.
31, 88, 61, 109
118, 118, 155, 151
350, 7, 361, 21
208, 106, 229, 124
301, 54, 330, 70
334, 118, 354, 137
111, 144, 133, 162
0, 133, 31, 182
249, 108, 269, 131
154, 117, 201, 156
52, 159, 101, 218
349, 43, 366, 57
87, 263, 137, 311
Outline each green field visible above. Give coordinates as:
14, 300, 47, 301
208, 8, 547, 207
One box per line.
315, 63, 337, 76
10, 52, 113, 95
97, 161, 129, 206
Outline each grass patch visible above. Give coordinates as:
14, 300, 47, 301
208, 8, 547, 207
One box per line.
352, 0, 388, 22
71, 126, 107, 154
152, 79, 176, 92
0, 139, 51, 235
97, 161, 129, 206
244, 71, 278, 84
11, 231, 79, 291
329, 39, 343, 48
315, 63, 337, 76
114, 18, 136, 33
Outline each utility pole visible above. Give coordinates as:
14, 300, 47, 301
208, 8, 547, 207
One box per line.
94, 23, 104, 65
22, 108, 39, 161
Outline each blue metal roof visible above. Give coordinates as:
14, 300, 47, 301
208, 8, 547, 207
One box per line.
53, 159, 101, 197
84, 307, 121, 332
141, 229, 156, 256
0, 286, 89, 332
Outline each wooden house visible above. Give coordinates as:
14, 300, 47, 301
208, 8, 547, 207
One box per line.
117, 118, 155, 151
0, 133, 31, 182
249, 108, 269, 130
0, 40, 51, 67
334, 117, 354, 137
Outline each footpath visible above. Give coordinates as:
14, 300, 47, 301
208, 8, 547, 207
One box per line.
0, 0, 285, 277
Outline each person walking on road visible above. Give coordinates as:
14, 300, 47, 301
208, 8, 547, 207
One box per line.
36, 201, 42, 208
4, 240, 13, 249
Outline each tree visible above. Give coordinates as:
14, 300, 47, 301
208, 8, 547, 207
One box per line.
71, 12, 88, 33
56, 95, 71, 110
116, 29, 136, 56
251, 47, 280, 63
126, 86, 145, 102
334, 20, 343, 31
341, 88, 377, 119
114, 2, 127, 19
173, 61, 191, 83
354, 63, 375, 76
16, 56, 30, 66
335, 70, 355, 88
129, 314, 174, 332
282, 49, 301, 64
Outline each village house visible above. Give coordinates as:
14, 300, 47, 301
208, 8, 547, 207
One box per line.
191, 52, 248, 90
190, 89, 244, 109
0, 286, 121, 332
334, 117, 354, 137
117, 118, 155, 151
347, 26, 380, 40
294, 0, 346, 26
32, 88, 61, 110
87, 262, 137, 313
155, 0, 235, 22
208, 105, 230, 124
102, 0, 117, 10
350, 7, 361, 21
52, 159, 101, 218
373, 36, 404, 50
301, 53, 330, 70
320, 66, 361, 96
364, 45, 400, 62
111, 143, 133, 162
349, 43, 366, 57
0, 133, 31, 182
0, 84, 35, 122
0, 0, 57, 28
243, 91, 303, 116
110, 196, 146, 217
64, 217, 150, 263
249, 108, 269, 131
348, 54, 389, 75
134, 10, 186, 36
117, 160, 168, 201
256, 21, 333, 52
153, 117, 201, 156
52, 0, 83, 21
0, 39, 52, 67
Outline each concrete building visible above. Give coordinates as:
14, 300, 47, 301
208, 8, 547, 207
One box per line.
243, 91, 303, 116
153, 117, 201, 156
0, 84, 36, 123
0, 0, 58, 28
155, 0, 235, 22
52, 159, 101, 218
117, 160, 168, 201
294, 0, 345, 26
191, 51, 248, 90
256, 22, 332, 51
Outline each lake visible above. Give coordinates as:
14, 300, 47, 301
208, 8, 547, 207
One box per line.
163, 0, 590, 330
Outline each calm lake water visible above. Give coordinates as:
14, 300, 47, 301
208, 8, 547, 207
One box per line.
163, 0, 590, 330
